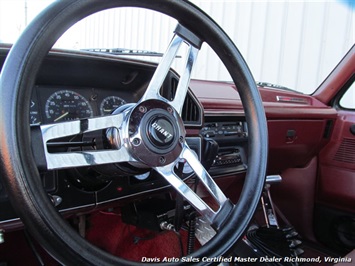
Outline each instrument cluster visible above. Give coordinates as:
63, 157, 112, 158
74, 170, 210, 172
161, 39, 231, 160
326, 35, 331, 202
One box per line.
30, 86, 132, 125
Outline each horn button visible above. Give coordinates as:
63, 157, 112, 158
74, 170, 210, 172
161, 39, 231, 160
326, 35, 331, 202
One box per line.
148, 117, 174, 147
127, 100, 185, 167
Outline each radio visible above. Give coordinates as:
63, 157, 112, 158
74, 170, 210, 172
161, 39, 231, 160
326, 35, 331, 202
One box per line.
201, 121, 248, 142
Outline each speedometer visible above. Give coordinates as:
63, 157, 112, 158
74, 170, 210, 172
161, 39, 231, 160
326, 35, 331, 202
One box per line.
45, 90, 93, 123
100, 96, 126, 116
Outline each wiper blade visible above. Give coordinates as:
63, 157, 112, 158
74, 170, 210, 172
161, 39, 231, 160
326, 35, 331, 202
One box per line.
81, 48, 180, 58
256, 81, 302, 94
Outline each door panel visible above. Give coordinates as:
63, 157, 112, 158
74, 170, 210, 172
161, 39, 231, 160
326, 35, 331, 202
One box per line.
315, 110, 355, 253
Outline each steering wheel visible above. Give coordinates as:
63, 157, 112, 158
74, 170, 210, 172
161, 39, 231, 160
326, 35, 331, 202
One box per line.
0, 0, 267, 265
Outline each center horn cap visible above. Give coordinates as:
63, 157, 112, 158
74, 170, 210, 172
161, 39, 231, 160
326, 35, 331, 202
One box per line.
127, 100, 185, 167
148, 117, 174, 147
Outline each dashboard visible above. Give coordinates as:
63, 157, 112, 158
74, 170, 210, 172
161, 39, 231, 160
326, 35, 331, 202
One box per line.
0, 45, 338, 230
0, 47, 209, 229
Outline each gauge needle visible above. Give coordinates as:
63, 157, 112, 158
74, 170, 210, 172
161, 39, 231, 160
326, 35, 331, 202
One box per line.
54, 112, 69, 122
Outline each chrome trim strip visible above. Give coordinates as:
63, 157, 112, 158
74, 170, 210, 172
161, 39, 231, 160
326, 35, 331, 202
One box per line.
276, 95, 309, 104
0, 217, 21, 225
96, 184, 172, 206
58, 203, 96, 213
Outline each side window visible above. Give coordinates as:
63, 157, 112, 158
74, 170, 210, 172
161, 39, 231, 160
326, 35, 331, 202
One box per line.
339, 80, 355, 109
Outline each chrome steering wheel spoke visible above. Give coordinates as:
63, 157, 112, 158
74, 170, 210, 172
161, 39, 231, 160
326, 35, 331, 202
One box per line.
155, 143, 232, 227
139, 24, 201, 115
142, 25, 232, 227
171, 44, 199, 114
39, 111, 134, 170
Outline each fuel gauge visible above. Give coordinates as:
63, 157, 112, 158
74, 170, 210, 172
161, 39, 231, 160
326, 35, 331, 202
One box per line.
100, 96, 126, 116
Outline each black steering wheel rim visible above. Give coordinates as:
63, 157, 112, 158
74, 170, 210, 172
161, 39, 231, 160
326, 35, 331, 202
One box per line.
0, 0, 268, 265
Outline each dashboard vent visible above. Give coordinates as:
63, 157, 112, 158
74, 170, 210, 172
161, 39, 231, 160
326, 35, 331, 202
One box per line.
333, 138, 355, 164
170, 77, 202, 126
182, 95, 200, 125
170, 77, 178, 101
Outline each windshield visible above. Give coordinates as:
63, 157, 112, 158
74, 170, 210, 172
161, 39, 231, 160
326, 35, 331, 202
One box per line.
0, 0, 354, 94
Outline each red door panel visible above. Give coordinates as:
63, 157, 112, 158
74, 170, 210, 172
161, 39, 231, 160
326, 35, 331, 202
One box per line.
315, 110, 355, 253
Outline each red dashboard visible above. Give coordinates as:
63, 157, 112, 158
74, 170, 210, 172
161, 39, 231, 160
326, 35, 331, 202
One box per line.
190, 79, 337, 174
